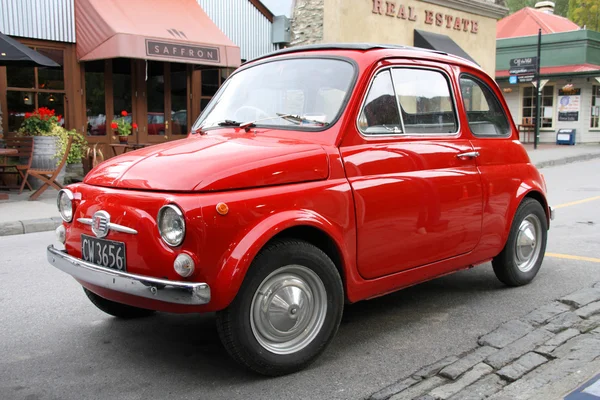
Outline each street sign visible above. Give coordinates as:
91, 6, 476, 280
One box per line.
518, 75, 535, 83
510, 57, 537, 69
509, 75, 517, 84
509, 57, 538, 75
509, 67, 537, 75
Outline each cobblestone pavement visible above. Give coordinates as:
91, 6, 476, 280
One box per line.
368, 284, 600, 400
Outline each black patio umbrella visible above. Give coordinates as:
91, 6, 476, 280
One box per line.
0, 31, 60, 67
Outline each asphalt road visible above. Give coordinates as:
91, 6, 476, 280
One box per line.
1, 159, 599, 400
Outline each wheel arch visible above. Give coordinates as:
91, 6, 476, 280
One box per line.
503, 184, 550, 247
211, 210, 351, 310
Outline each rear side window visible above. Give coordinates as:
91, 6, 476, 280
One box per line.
358, 70, 402, 134
391, 68, 457, 134
460, 75, 510, 137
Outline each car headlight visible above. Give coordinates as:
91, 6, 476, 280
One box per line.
57, 189, 74, 222
158, 204, 186, 247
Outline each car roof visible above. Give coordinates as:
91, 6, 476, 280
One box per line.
245, 42, 478, 69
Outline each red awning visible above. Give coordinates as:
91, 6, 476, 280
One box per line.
75, 0, 240, 67
497, 63, 600, 77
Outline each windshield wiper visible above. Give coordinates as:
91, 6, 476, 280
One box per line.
217, 120, 242, 127
239, 113, 328, 131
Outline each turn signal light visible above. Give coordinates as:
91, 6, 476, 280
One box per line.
56, 225, 66, 244
216, 202, 229, 215
174, 253, 195, 278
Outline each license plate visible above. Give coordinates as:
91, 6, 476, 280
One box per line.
81, 234, 127, 271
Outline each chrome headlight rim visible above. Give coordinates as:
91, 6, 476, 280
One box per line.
158, 204, 186, 247
57, 189, 74, 223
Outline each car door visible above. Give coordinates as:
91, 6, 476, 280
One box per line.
340, 63, 483, 280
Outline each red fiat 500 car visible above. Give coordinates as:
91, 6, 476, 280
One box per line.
48, 44, 553, 376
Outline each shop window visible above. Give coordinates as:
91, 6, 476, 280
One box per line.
6, 91, 35, 133
460, 75, 510, 136
201, 69, 220, 96
85, 61, 106, 136
591, 86, 600, 128
147, 61, 165, 135
5, 45, 65, 133
37, 48, 64, 90
522, 86, 554, 128
6, 66, 34, 88
113, 59, 133, 119
171, 63, 188, 135
391, 68, 457, 134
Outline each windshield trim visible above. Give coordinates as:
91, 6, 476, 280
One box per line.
191, 55, 359, 134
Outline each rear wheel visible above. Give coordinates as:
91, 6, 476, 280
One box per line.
83, 288, 156, 319
492, 198, 548, 286
216, 239, 344, 376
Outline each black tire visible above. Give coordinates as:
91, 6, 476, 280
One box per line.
492, 198, 548, 286
216, 239, 344, 376
83, 288, 156, 319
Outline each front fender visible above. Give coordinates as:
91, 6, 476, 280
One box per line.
209, 209, 352, 310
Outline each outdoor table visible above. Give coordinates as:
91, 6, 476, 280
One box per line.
0, 148, 18, 200
109, 143, 151, 157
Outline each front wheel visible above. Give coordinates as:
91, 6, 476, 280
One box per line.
83, 288, 156, 319
492, 198, 548, 286
216, 239, 344, 376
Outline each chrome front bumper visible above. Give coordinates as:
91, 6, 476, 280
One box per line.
47, 245, 210, 305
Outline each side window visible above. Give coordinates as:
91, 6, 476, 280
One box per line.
391, 69, 457, 134
460, 75, 510, 136
358, 70, 402, 134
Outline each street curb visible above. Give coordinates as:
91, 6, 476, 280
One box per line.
0, 153, 599, 237
534, 152, 600, 169
0, 217, 62, 237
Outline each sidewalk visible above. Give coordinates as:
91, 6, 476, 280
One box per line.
1, 143, 600, 237
367, 283, 600, 400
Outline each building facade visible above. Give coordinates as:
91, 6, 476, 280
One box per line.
290, 0, 509, 76
0, 0, 279, 156
495, 4, 600, 144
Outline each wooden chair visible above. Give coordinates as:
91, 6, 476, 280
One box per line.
28, 136, 73, 201
0, 136, 34, 194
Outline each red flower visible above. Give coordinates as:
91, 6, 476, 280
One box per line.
57, 115, 62, 122
111, 122, 118, 130
121, 110, 128, 117
132, 123, 138, 129
24, 112, 32, 119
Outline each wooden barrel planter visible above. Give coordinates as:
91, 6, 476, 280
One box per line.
29, 136, 65, 190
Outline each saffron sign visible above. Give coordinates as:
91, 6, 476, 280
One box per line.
146, 40, 220, 63
371, 0, 479, 34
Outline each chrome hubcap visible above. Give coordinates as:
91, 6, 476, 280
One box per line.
514, 214, 542, 272
250, 265, 327, 355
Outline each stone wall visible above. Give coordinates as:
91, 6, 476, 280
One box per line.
290, 0, 324, 46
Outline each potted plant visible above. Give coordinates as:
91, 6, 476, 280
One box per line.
18, 107, 88, 188
112, 111, 137, 144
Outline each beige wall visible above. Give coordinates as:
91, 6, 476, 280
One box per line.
322, 0, 498, 76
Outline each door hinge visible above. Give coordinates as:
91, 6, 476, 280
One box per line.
135, 91, 138, 97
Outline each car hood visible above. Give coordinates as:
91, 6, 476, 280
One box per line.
84, 134, 330, 192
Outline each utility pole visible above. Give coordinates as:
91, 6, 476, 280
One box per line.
534, 28, 542, 150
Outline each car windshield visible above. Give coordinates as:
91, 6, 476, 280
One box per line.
193, 58, 355, 131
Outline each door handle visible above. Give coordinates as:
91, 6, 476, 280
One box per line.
457, 151, 480, 159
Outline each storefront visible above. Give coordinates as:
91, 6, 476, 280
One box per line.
290, 0, 508, 76
0, 0, 279, 157
495, 4, 600, 144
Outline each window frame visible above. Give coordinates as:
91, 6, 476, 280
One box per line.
521, 84, 555, 129
356, 65, 460, 138
459, 73, 512, 138
591, 85, 600, 129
